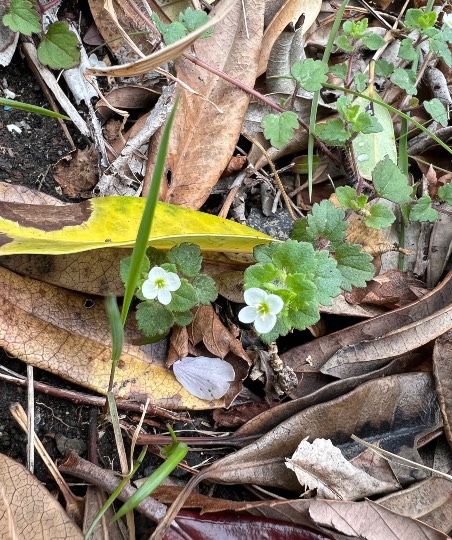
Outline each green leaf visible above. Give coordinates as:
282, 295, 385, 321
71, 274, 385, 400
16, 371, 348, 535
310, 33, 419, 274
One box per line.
330, 63, 347, 79
179, 7, 212, 35
364, 203, 396, 229
362, 32, 385, 50
390, 68, 417, 95
166, 280, 198, 312
2, 0, 41, 36
292, 200, 347, 249
146, 247, 167, 268
354, 73, 368, 93
167, 242, 202, 277
343, 19, 368, 39
372, 156, 412, 203
315, 118, 350, 146
290, 59, 328, 91
335, 34, 354, 52
173, 311, 194, 326
430, 33, 452, 67
409, 195, 439, 222
120, 255, 150, 286
285, 300, 320, 331
262, 111, 298, 149
336, 186, 358, 209
334, 243, 375, 290
353, 112, 383, 134
375, 60, 394, 77
136, 302, 174, 338
37, 21, 80, 69
272, 240, 317, 276
405, 8, 437, 30
192, 274, 218, 305
398, 38, 417, 61
337, 96, 358, 122
244, 263, 280, 289
424, 98, 448, 127
312, 250, 342, 306
258, 317, 290, 344
253, 243, 279, 265
438, 183, 452, 204
152, 13, 188, 45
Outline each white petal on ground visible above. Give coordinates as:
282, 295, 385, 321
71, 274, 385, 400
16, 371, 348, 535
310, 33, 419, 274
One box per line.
141, 280, 158, 299
254, 313, 276, 334
173, 357, 235, 400
244, 287, 268, 305
238, 305, 258, 324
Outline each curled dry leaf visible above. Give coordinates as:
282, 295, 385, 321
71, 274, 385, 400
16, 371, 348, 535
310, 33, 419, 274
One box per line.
146, 0, 265, 209
0, 452, 83, 539
433, 330, 452, 448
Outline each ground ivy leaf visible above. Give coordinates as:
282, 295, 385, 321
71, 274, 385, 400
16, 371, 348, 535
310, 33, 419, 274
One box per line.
290, 59, 328, 91
312, 251, 342, 306
365, 203, 396, 229
335, 34, 354, 52
262, 112, 298, 149
120, 255, 150, 286
286, 302, 320, 331
146, 247, 167, 267
424, 98, 448, 127
405, 8, 436, 30
316, 118, 350, 146
430, 33, 452, 67
335, 243, 375, 290
354, 73, 368, 93
167, 242, 202, 277
152, 13, 187, 45
409, 195, 439, 222
336, 186, 358, 209
192, 274, 218, 305
372, 156, 412, 203
330, 63, 347, 80
136, 302, 174, 338
390, 68, 417, 96
259, 317, 290, 344
2, 0, 41, 35
300, 200, 347, 249
253, 243, 279, 265
173, 311, 194, 326
272, 240, 317, 275
179, 7, 212, 35
353, 112, 383, 134
37, 21, 80, 69
362, 32, 385, 50
398, 38, 417, 61
166, 280, 198, 312
438, 183, 452, 204
244, 263, 280, 289
375, 59, 394, 77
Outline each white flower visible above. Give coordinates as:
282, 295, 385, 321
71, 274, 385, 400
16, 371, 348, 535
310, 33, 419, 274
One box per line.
238, 288, 284, 334
444, 13, 452, 29
142, 266, 181, 305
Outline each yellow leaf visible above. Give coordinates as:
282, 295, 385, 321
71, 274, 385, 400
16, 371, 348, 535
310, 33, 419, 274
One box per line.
0, 197, 272, 256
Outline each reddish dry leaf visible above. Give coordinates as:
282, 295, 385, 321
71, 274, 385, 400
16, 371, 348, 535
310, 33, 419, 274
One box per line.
282, 271, 452, 372
308, 499, 450, 540
212, 400, 270, 428
377, 477, 452, 533
0, 452, 83, 539
146, 0, 265, 209
433, 330, 452, 448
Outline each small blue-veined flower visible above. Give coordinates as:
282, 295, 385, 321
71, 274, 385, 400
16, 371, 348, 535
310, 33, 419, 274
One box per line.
141, 266, 181, 305
238, 287, 284, 334
443, 13, 452, 28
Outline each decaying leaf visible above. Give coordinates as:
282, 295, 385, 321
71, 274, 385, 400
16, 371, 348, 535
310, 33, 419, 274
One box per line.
433, 330, 452, 448
0, 452, 83, 539
53, 148, 99, 198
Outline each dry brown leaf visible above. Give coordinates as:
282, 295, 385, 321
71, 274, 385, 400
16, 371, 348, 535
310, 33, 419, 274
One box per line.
433, 330, 452, 448
53, 148, 99, 198
308, 499, 450, 540
427, 208, 452, 288
377, 477, 452, 533
346, 214, 402, 256
257, 0, 322, 76
82, 487, 124, 539
145, 0, 265, 209
281, 271, 452, 372
0, 452, 83, 539
0, 181, 66, 205
0, 267, 231, 410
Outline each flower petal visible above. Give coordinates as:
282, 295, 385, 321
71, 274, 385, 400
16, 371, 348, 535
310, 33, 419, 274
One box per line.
148, 266, 166, 280
157, 288, 172, 305
266, 294, 284, 315
238, 305, 258, 324
165, 272, 181, 291
244, 287, 267, 306
141, 280, 158, 299
173, 357, 235, 400
254, 313, 276, 334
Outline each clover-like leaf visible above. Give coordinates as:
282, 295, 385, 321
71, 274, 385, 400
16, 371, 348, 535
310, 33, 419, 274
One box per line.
438, 183, 452, 205
334, 243, 375, 290
136, 301, 174, 338
167, 242, 202, 277
192, 274, 218, 305
409, 195, 439, 222
290, 59, 328, 92
37, 21, 80, 69
424, 98, 448, 127
372, 156, 412, 204
364, 203, 396, 229
2, 0, 41, 35
315, 118, 350, 146
262, 112, 298, 149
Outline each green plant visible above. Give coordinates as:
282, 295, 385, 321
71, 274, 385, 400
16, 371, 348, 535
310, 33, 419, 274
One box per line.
2, 0, 80, 69
152, 7, 213, 45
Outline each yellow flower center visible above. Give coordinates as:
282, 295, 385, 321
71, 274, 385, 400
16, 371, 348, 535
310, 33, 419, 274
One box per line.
257, 302, 269, 316
155, 278, 166, 289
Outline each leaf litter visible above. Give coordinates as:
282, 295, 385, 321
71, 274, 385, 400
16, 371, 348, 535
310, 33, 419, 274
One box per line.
1, 0, 452, 538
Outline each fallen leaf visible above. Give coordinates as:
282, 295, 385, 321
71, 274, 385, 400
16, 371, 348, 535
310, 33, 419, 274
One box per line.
0, 452, 83, 539
53, 148, 99, 198
146, 0, 265, 209
0, 181, 66, 205
427, 206, 452, 288
433, 330, 452, 448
